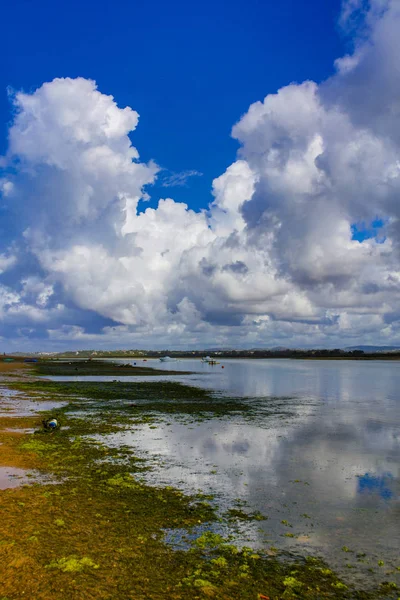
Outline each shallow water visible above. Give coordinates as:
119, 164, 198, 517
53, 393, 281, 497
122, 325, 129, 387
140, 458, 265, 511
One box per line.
0, 385, 67, 417
51, 359, 400, 587
0, 466, 53, 489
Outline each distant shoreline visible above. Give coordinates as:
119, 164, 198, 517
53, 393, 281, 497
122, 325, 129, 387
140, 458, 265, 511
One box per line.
31, 354, 400, 361
4, 352, 400, 362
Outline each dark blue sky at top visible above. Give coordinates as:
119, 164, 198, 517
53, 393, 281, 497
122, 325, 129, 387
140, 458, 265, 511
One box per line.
1, 0, 345, 211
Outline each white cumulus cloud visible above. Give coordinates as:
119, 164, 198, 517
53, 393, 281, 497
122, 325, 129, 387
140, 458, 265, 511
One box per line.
1, 1, 400, 350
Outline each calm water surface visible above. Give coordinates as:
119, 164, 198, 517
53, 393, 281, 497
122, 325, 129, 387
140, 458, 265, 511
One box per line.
50, 359, 400, 588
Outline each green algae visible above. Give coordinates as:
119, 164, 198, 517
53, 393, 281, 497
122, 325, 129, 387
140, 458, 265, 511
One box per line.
46, 556, 100, 572
177, 530, 375, 599
106, 473, 140, 489
227, 508, 268, 521
283, 575, 304, 589
36, 359, 192, 377
20, 439, 50, 454
12, 378, 255, 421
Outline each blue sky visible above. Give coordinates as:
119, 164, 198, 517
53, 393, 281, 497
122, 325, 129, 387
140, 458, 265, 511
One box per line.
1, 0, 400, 351
1, 0, 343, 210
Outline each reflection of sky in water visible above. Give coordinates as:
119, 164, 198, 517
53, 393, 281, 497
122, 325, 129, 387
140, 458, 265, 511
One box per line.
59, 359, 400, 588
67, 356, 400, 401
0, 385, 67, 417
0, 466, 55, 489
357, 472, 394, 500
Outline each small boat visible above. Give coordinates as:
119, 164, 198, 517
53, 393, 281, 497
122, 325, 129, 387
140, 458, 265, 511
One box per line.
160, 356, 176, 362
201, 356, 220, 365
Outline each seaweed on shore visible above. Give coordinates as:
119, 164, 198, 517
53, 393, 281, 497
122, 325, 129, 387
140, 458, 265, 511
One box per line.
12, 379, 256, 420
35, 359, 192, 377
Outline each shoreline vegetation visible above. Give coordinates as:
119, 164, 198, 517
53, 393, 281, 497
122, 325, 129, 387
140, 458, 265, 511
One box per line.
5, 348, 400, 361
0, 359, 398, 599
35, 359, 193, 377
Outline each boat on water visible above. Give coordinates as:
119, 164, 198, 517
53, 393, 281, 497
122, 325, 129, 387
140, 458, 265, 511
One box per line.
159, 356, 177, 362
201, 356, 220, 365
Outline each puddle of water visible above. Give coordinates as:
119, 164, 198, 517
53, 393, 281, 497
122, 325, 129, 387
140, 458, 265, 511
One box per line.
0, 385, 67, 417
0, 466, 53, 490
2, 428, 36, 434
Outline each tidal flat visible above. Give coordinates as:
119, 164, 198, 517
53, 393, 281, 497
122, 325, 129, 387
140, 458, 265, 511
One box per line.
35, 359, 193, 377
0, 359, 398, 599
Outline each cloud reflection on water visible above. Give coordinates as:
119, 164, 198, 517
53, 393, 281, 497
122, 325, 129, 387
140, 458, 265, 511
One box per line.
86, 359, 400, 586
